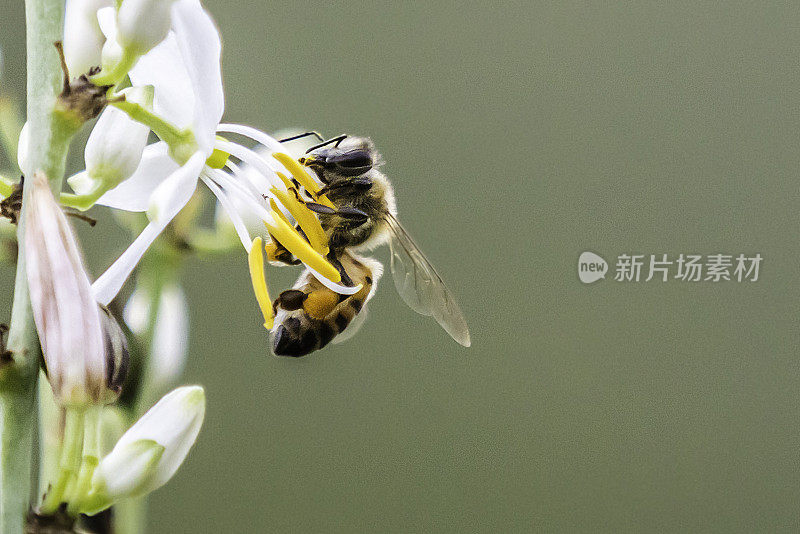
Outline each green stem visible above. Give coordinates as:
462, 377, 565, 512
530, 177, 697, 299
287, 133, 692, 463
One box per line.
89, 48, 138, 87
0, 0, 68, 529
40, 408, 84, 514
110, 100, 197, 163
0, 388, 37, 533
66, 407, 100, 516
59, 185, 106, 211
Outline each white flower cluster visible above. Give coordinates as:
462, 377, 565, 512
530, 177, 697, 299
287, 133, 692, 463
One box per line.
23, 0, 353, 515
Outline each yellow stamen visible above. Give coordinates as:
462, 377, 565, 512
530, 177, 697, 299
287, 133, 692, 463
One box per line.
248, 237, 273, 329
269, 198, 292, 227
276, 172, 294, 192
265, 216, 341, 283
272, 152, 336, 209
269, 186, 329, 255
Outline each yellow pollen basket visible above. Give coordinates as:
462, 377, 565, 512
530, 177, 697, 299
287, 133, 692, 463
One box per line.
248, 237, 274, 330
264, 216, 341, 283
272, 152, 336, 209
303, 290, 340, 320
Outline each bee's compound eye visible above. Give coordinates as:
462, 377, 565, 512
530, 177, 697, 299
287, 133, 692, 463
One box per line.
339, 153, 372, 168
329, 150, 373, 176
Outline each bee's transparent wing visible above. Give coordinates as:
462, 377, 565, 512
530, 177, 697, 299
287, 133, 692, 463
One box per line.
384, 213, 471, 347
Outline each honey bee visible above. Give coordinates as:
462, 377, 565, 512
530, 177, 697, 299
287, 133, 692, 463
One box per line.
269, 133, 470, 356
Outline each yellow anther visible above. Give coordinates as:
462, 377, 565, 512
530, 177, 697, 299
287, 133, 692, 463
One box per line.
268, 198, 292, 227
277, 172, 294, 191
272, 152, 336, 209
248, 237, 274, 330
269, 186, 329, 255
264, 216, 341, 283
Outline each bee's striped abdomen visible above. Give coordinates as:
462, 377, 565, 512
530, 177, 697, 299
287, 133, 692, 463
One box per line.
271, 253, 379, 357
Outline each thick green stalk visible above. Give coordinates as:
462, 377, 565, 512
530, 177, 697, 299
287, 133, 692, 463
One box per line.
0, 0, 72, 530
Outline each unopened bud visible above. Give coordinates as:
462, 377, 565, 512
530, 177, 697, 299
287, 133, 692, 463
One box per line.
116, 0, 178, 55
63, 0, 114, 76
83, 386, 205, 513
99, 306, 130, 402
25, 174, 121, 406
69, 86, 152, 197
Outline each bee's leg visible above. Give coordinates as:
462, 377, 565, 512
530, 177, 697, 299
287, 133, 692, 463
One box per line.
326, 253, 355, 287
265, 238, 301, 266
317, 177, 372, 197
335, 207, 369, 229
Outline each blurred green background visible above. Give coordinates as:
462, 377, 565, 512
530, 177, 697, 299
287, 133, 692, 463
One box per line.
2, 1, 800, 532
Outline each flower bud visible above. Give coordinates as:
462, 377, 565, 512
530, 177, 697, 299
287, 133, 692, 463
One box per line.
116, 0, 178, 55
69, 86, 153, 197
63, 0, 114, 76
84, 386, 205, 513
25, 173, 122, 406
99, 306, 130, 402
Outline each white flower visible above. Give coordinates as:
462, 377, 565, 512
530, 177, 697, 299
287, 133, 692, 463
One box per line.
83, 385, 205, 513
86, 0, 359, 312
63, 0, 113, 76
24, 174, 124, 405
124, 282, 188, 388
116, 0, 178, 55
67, 86, 153, 204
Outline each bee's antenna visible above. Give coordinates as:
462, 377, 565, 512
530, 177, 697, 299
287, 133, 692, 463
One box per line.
279, 131, 325, 143
306, 134, 348, 153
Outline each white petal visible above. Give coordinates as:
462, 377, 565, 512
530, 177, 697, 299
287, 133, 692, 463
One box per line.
92, 153, 205, 305
170, 0, 223, 151
307, 265, 362, 295
17, 122, 30, 177
123, 285, 150, 335
147, 151, 204, 223
116, 0, 176, 54
92, 223, 161, 306
217, 123, 284, 153
149, 283, 188, 387
94, 142, 178, 212
63, 0, 113, 76
113, 386, 205, 491
66, 170, 96, 196
201, 175, 251, 250
96, 6, 118, 40
84, 87, 152, 186
93, 439, 164, 501
129, 33, 194, 132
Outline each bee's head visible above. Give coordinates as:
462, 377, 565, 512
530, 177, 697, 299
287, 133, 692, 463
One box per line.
299, 136, 376, 179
